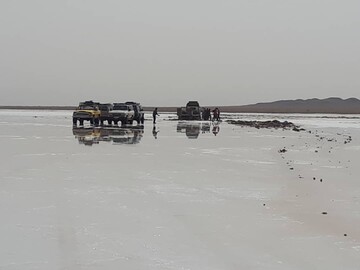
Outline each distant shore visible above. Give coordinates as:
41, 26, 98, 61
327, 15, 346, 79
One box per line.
1, 97, 359, 114
0, 106, 77, 111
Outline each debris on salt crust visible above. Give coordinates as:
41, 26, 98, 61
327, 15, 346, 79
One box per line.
227, 119, 305, 131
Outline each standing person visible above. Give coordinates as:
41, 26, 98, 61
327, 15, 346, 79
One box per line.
153, 108, 159, 124
212, 108, 216, 121
212, 108, 220, 121
216, 108, 220, 121
204, 108, 211, 121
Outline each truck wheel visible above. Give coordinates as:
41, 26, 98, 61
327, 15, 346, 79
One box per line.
79, 120, 84, 126
108, 120, 112, 125
100, 120, 104, 126
73, 118, 77, 125
129, 120, 133, 125
114, 120, 118, 126
141, 116, 144, 124
94, 119, 99, 126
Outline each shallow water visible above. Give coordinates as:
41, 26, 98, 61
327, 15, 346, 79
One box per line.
0, 110, 359, 269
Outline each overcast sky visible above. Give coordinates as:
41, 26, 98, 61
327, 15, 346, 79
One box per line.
1, 0, 359, 106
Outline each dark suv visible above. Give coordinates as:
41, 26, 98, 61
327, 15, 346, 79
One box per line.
177, 101, 202, 120
98, 103, 113, 125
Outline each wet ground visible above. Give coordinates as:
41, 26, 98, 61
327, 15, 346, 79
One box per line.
0, 110, 359, 269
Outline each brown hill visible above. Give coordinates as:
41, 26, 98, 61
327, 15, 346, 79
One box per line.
218, 97, 360, 114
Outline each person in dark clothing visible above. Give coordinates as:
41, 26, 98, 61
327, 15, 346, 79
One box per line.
203, 108, 211, 121
153, 108, 159, 124
208, 108, 212, 121
216, 108, 220, 121
212, 108, 220, 121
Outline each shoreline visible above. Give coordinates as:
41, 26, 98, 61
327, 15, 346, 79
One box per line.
1, 105, 360, 115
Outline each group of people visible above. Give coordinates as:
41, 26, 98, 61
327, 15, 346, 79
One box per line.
202, 108, 221, 121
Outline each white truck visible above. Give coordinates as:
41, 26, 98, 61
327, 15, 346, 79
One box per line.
110, 103, 135, 125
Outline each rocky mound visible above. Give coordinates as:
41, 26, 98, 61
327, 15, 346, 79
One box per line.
227, 120, 304, 131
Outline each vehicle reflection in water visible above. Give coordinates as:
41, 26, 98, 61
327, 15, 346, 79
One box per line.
72, 126, 144, 146
176, 122, 217, 139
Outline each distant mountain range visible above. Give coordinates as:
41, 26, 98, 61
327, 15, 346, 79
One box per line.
218, 97, 360, 114
1, 97, 359, 114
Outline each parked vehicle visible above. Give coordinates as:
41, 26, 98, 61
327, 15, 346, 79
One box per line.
177, 101, 203, 120
98, 103, 113, 125
110, 103, 135, 125
73, 100, 145, 126
73, 101, 101, 126
125, 101, 145, 124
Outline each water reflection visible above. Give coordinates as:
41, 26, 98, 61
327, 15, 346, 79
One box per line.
72, 126, 144, 146
212, 122, 220, 136
152, 125, 160, 139
176, 122, 216, 139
